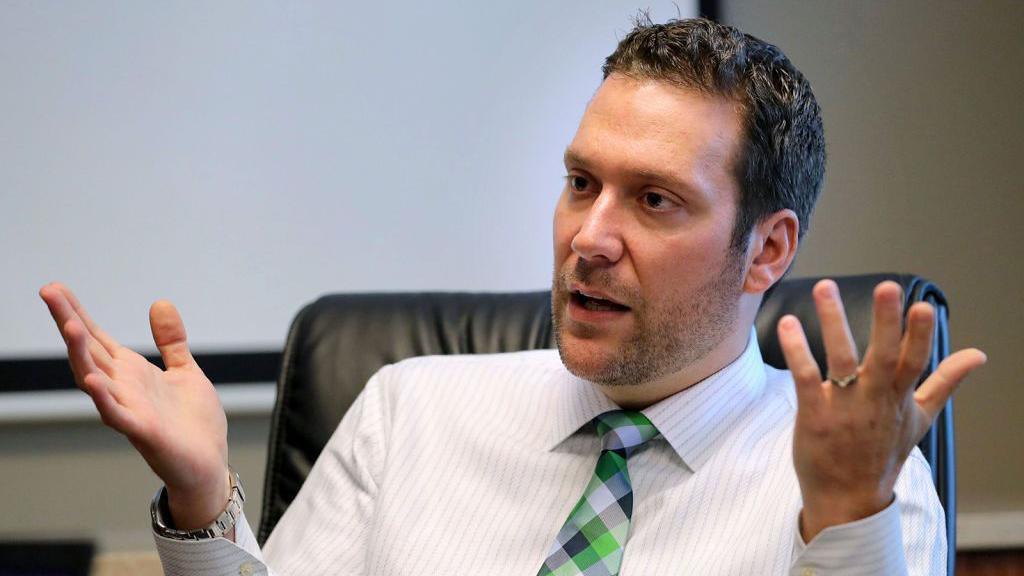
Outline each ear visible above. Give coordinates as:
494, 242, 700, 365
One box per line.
743, 209, 799, 295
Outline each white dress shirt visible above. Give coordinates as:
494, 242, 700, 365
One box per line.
155, 330, 945, 575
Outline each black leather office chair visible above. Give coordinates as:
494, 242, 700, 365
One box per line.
257, 273, 956, 574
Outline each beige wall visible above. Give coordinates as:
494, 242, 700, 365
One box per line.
722, 1, 1024, 513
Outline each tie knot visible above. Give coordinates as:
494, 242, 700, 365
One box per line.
594, 410, 659, 458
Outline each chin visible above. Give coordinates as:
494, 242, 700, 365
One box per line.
555, 331, 632, 386
556, 339, 601, 379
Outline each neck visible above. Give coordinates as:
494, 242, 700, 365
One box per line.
597, 325, 753, 410
598, 293, 762, 410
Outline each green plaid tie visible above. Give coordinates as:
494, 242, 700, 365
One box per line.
538, 410, 659, 576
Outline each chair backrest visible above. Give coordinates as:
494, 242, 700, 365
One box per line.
257, 273, 955, 572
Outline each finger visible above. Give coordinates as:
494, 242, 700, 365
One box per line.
150, 300, 197, 370
812, 279, 860, 382
914, 348, 986, 419
53, 283, 122, 356
39, 284, 116, 368
82, 372, 135, 434
40, 284, 75, 339
777, 315, 824, 411
64, 317, 107, 388
863, 281, 903, 382
87, 337, 116, 377
894, 302, 935, 394
66, 320, 135, 431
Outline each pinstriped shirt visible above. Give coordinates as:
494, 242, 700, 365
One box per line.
155, 330, 945, 575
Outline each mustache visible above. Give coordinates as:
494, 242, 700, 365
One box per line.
557, 259, 640, 305
571, 258, 610, 286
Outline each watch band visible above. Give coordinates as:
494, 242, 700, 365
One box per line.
151, 468, 246, 541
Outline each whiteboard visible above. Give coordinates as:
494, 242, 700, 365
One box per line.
0, 1, 697, 359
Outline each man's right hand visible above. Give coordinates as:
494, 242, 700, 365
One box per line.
39, 282, 231, 531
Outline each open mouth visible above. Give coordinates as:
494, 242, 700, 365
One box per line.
570, 290, 630, 312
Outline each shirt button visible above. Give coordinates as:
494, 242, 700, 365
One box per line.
239, 562, 256, 576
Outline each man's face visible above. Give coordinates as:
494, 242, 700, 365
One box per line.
552, 74, 748, 388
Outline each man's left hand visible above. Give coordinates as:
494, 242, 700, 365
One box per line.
777, 279, 986, 542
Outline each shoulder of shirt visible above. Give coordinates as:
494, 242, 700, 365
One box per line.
364, 350, 569, 427
761, 362, 799, 411
369, 349, 566, 392
386, 349, 563, 371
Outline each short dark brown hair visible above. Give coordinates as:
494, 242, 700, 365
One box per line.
603, 16, 826, 257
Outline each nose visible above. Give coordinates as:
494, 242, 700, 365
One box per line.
570, 192, 624, 264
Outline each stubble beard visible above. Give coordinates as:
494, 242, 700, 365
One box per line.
552, 251, 746, 388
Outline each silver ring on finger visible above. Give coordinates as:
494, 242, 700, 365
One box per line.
827, 371, 859, 388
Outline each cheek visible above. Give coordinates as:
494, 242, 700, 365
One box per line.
635, 249, 683, 299
632, 233, 729, 297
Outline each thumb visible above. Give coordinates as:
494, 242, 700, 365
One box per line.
149, 300, 197, 370
914, 348, 987, 419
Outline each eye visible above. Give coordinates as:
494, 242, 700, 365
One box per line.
568, 174, 590, 192
642, 191, 675, 210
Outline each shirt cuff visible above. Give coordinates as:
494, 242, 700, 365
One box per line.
154, 510, 270, 576
791, 499, 907, 576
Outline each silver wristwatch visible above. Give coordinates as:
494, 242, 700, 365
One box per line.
151, 469, 245, 540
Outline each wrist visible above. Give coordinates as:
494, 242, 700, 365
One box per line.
153, 468, 244, 541
165, 467, 233, 530
800, 490, 894, 542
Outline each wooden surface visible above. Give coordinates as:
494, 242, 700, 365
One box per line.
957, 549, 1024, 575
91, 552, 162, 576
88, 548, 1024, 575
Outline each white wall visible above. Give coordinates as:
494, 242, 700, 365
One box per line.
1, 1, 697, 359
0, 1, 700, 555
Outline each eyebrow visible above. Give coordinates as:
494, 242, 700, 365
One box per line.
563, 148, 589, 169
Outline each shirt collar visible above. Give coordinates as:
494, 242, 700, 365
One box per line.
546, 327, 767, 471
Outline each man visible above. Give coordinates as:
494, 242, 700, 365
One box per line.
40, 17, 985, 575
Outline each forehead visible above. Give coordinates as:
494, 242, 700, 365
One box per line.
568, 75, 744, 196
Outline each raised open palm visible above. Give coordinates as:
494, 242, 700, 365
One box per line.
777, 279, 986, 541
40, 282, 230, 526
